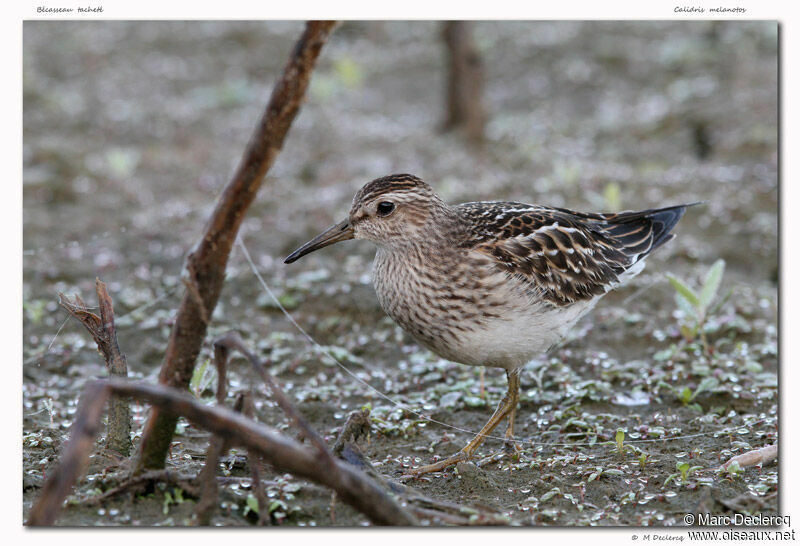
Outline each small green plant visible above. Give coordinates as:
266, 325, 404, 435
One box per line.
190, 358, 216, 398
666, 259, 726, 351
664, 461, 704, 486
675, 376, 720, 409
588, 467, 625, 482
610, 428, 642, 457
615, 428, 626, 455
243, 494, 260, 517
718, 460, 744, 479
162, 488, 184, 515
676, 461, 702, 481
638, 452, 650, 471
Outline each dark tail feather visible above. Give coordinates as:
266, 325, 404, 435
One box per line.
603, 202, 701, 258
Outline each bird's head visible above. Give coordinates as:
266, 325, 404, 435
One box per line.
284, 174, 445, 263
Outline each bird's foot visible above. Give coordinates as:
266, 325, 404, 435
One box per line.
403, 450, 471, 476
475, 445, 524, 468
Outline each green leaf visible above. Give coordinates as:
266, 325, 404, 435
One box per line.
699, 259, 725, 311
162, 491, 173, 515
540, 488, 561, 502
190, 358, 209, 394
723, 460, 744, 477
692, 377, 719, 399
680, 324, 697, 342
675, 292, 698, 320
245, 494, 259, 516
667, 275, 700, 307
653, 348, 674, 362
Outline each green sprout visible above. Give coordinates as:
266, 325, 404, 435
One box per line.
609, 428, 644, 458
162, 488, 184, 515
190, 358, 216, 398
675, 376, 720, 409
666, 259, 727, 352
676, 461, 702, 481
243, 494, 260, 517
615, 428, 626, 455
718, 460, 744, 479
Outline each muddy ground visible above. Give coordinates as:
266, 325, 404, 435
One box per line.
23, 21, 778, 526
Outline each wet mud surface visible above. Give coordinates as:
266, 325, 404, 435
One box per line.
23, 21, 777, 526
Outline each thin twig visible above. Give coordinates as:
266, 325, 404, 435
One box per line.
213, 331, 333, 464
81, 470, 200, 506
241, 394, 271, 525
334, 431, 505, 525
195, 350, 237, 526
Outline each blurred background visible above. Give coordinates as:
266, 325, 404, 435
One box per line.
23, 21, 778, 525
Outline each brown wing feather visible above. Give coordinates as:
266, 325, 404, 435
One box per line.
457, 201, 691, 307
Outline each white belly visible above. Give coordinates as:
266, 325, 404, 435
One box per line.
440, 296, 600, 370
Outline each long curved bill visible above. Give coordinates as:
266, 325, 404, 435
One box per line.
284, 219, 354, 264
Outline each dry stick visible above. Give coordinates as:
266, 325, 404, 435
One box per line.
339, 441, 506, 525
136, 20, 338, 473
27, 379, 418, 526
212, 332, 333, 463
58, 279, 132, 457
720, 444, 778, 471
240, 394, 271, 526
194, 346, 237, 525
193, 435, 225, 526
81, 470, 199, 506
27, 382, 112, 526
332, 411, 506, 525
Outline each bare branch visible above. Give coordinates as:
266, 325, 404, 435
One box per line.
137, 20, 338, 472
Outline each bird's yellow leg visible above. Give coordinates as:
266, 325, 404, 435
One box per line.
503, 396, 522, 454
408, 369, 521, 475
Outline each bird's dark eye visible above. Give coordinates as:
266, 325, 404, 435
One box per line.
376, 201, 395, 217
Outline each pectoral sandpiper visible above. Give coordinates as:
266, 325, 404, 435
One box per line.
285, 174, 694, 474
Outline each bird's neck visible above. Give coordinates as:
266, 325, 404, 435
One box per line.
393, 204, 469, 252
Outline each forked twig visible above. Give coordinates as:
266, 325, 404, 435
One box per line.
58, 279, 131, 456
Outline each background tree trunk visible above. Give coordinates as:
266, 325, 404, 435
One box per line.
441, 21, 487, 144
